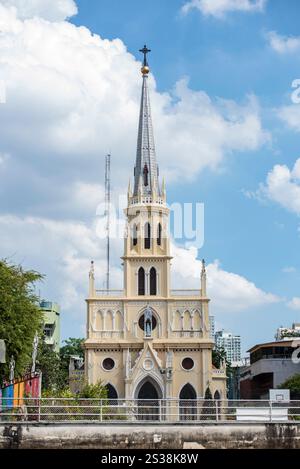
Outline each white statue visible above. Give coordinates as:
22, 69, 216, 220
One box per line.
144, 305, 152, 337
9, 355, 15, 382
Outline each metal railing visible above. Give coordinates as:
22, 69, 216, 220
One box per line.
91, 331, 124, 339
1, 398, 300, 424
95, 290, 124, 297
172, 330, 202, 338
170, 290, 200, 297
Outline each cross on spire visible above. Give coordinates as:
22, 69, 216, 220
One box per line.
133, 44, 160, 198
139, 44, 151, 66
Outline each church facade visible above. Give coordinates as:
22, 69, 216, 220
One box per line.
84, 47, 226, 403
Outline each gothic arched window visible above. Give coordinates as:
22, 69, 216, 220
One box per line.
157, 223, 162, 246
138, 267, 145, 296
143, 164, 149, 186
132, 223, 138, 246
144, 222, 151, 249
150, 267, 157, 296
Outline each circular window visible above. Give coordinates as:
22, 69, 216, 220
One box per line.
138, 314, 157, 331
102, 358, 115, 371
182, 357, 194, 371
143, 359, 154, 371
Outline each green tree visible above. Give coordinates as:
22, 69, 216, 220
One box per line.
212, 346, 232, 397
212, 346, 226, 369
212, 346, 231, 371
0, 259, 44, 381
279, 373, 300, 399
78, 381, 108, 399
41, 380, 108, 399
37, 339, 64, 391
60, 337, 84, 384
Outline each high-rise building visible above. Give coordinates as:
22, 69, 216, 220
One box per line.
209, 316, 215, 340
84, 46, 226, 404
215, 330, 241, 365
40, 300, 61, 353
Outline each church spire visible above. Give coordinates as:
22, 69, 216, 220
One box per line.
133, 45, 160, 197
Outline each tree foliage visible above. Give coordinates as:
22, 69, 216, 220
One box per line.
279, 373, 300, 399
60, 337, 84, 384
37, 339, 65, 391
0, 259, 44, 381
78, 381, 108, 399
212, 346, 233, 397
41, 380, 108, 400
212, 346, 231, 370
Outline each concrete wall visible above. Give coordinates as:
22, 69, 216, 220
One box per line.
251, 359, 300, 388
1, 423, 300, 449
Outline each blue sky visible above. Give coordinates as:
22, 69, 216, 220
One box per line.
73, 0, 300, 348
0, 0, 300, 353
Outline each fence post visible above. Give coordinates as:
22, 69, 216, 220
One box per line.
216, 400, 219, 422
159, 400, 162, 422
269, 400, 272, 423
37, 398, 41, 423
100, 399, 102, 422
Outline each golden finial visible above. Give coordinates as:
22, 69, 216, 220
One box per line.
139, 44, 151, 75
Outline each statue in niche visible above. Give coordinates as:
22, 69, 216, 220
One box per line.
144, 305, 152, 337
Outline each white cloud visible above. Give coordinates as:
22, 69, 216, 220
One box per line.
182, 0, 266, 18
0, 152, 10, 166
0, 4, 269, 222
0, 214, 280, 326
279, 105, 300, 133
288, 297, 300, 311
266, 31, 300, 54
0, 214, 122, 318
170, 244, 279, 313
258, 159, 300, 216
0, 0, 78, 21
282, 266, 296, 273
0, 3, 273, 335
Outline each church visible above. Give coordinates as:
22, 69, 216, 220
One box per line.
84, 46, 226, 406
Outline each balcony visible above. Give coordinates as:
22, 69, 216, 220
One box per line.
129, 196, 165, 205
91, 331, 123, 339
93, 289, 201, 299
170, 289, 200, 297
95, 290, 124, 298
212, 368, 226, 377
172, 330, 202, 338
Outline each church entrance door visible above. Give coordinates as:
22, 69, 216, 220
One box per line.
137, 381, 160, 421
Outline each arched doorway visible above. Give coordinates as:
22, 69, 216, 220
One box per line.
135, 378, 162, 421
179, 383, 197, 421
106, 383, 118, 405
103, 384, 118, 418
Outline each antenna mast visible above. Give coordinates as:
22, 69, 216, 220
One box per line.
105, 153, 111, 291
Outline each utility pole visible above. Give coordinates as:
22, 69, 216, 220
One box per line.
105, 153, 111, 291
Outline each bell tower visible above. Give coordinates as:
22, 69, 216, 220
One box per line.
123, 45, 171, 299
84, 45, 227, 406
